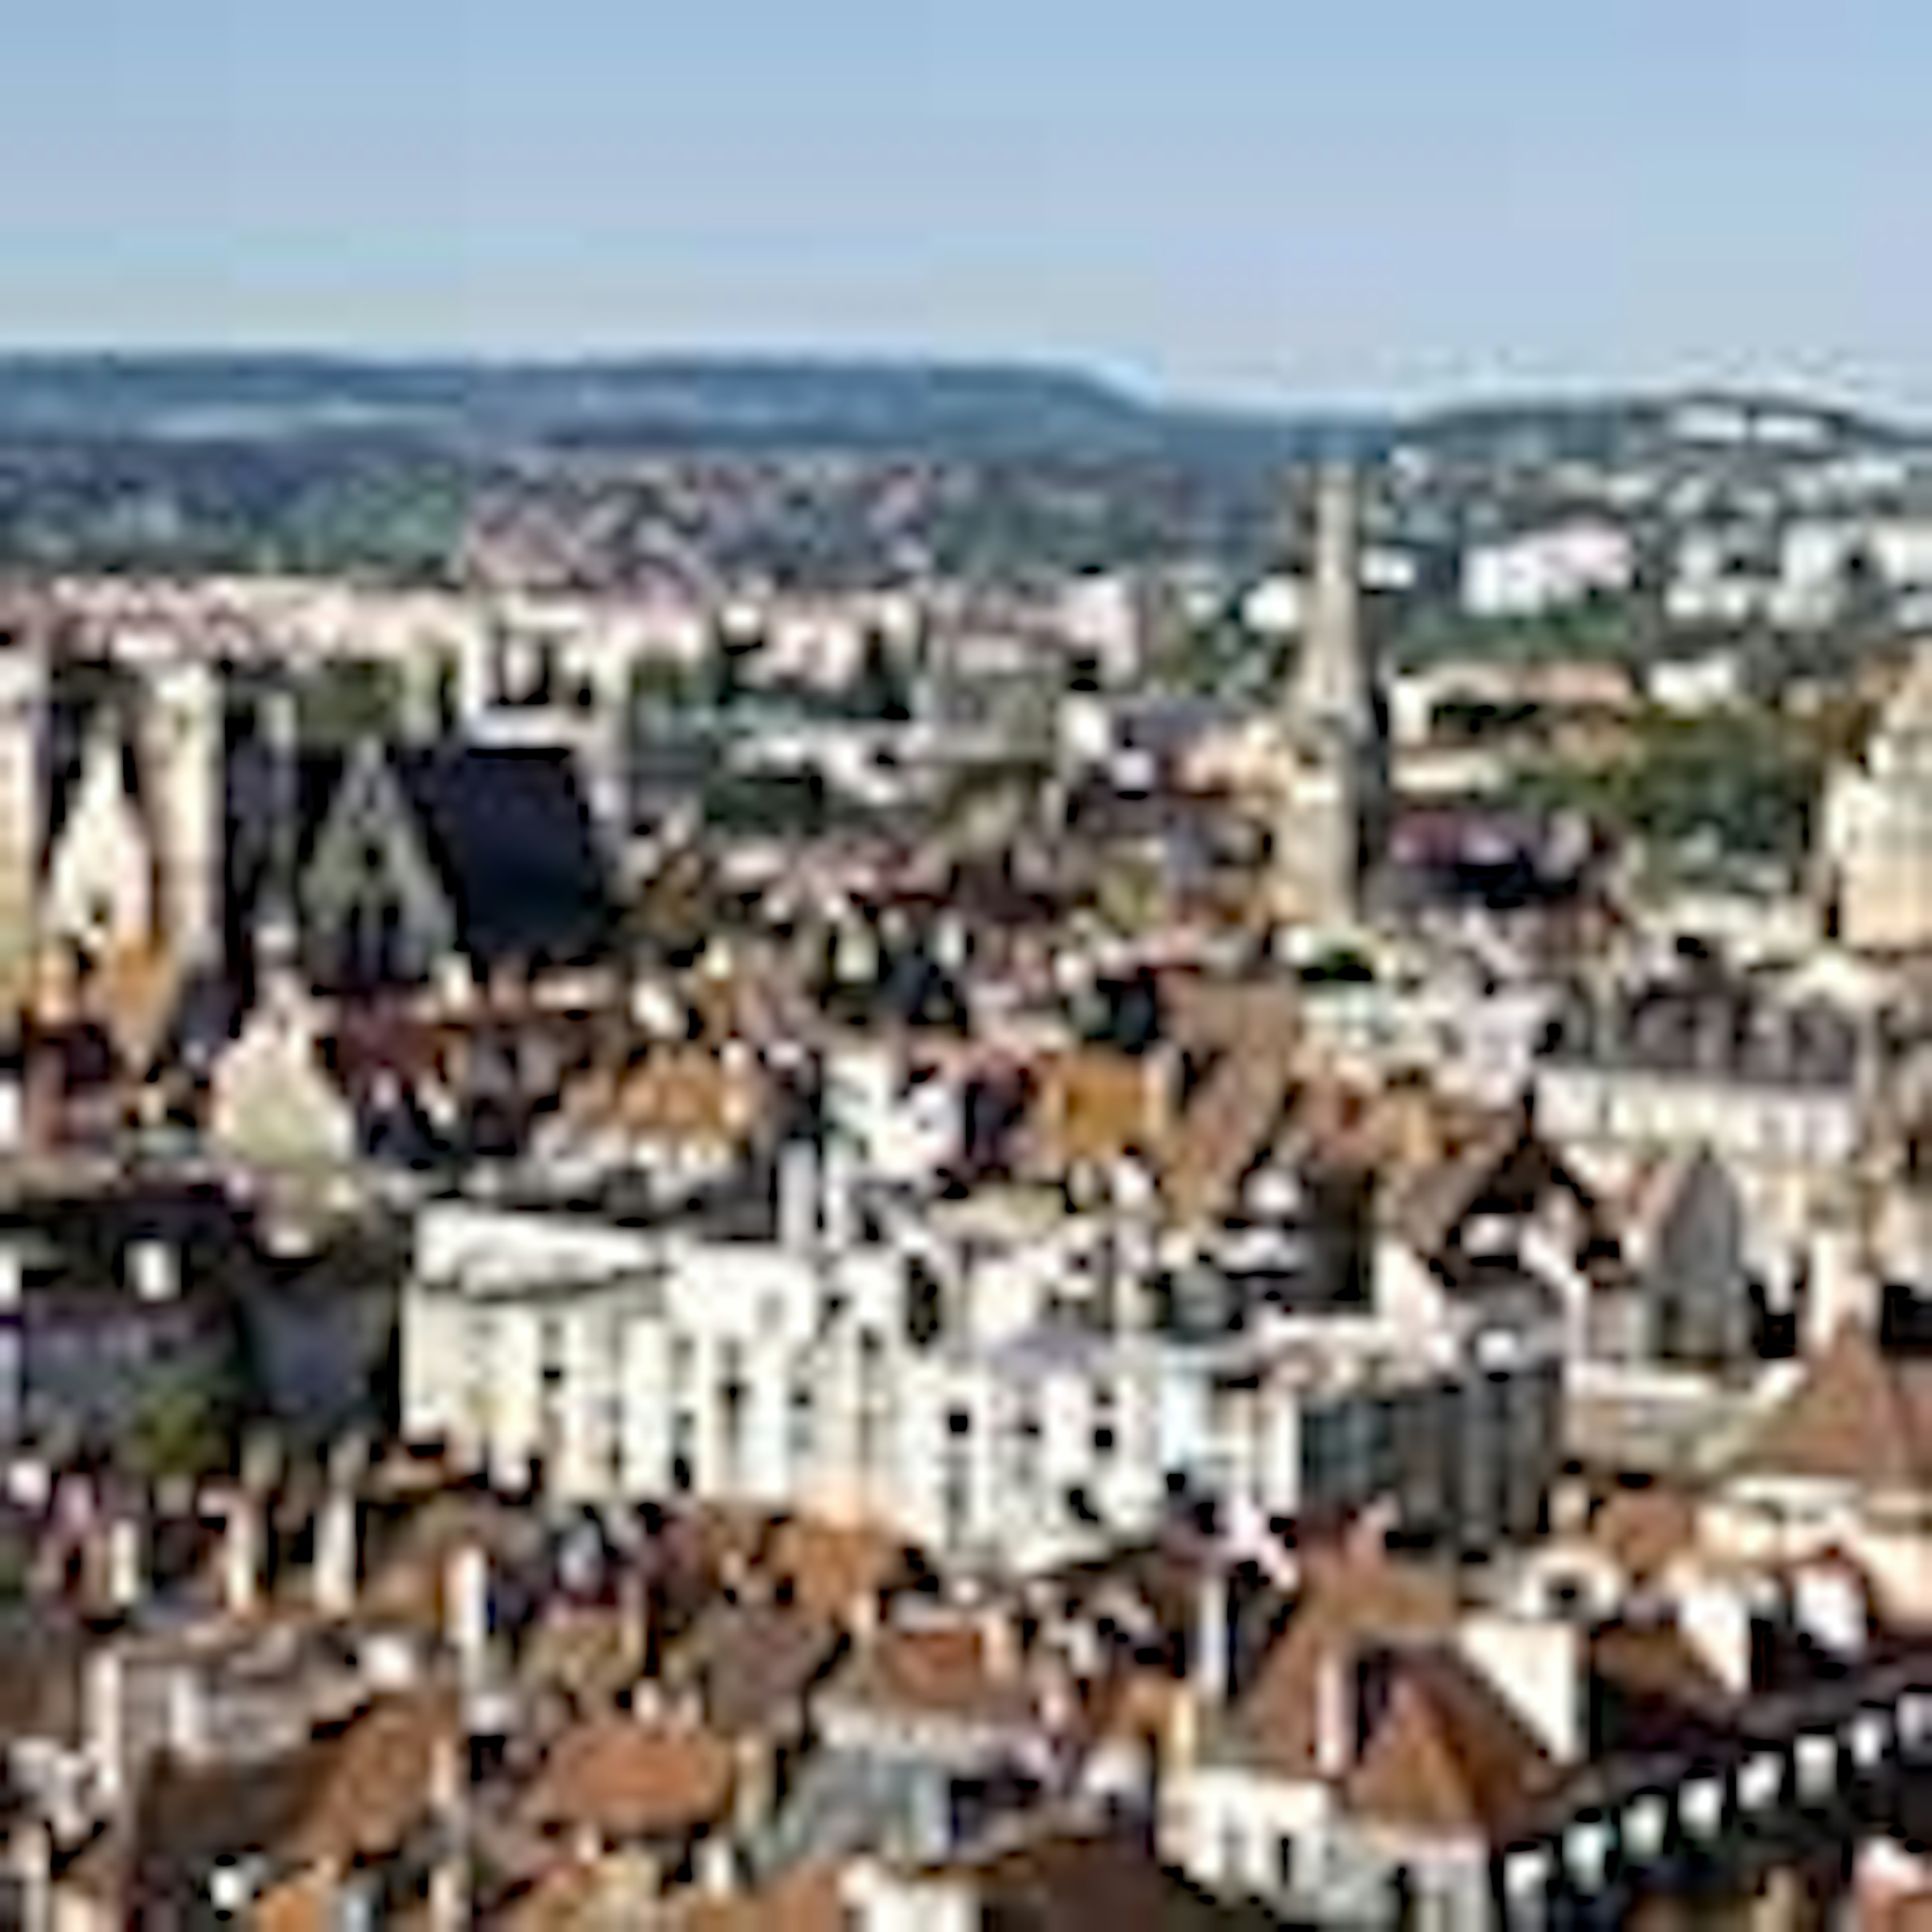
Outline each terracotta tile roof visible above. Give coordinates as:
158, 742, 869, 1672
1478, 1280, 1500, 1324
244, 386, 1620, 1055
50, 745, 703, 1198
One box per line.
827, 1619, 1040, 1733
1588, 1482, 1701, 1584
90, 938, 184, 1070
970, 1825, 1283, 1929
254, 1869, 336, 1932
496, 1849, 669, 1931
1590, 1619, 1737, 1725
521, 1604, 648, 1709
1224, 1548, 1460, 1778
1163, 1048, 1298, 1228
1342, 1650, 1561, 1843
521, 1715, 735, 1843
1734, 1323, 1932, 1491
763, 1515, 917, 1624
130, 1687, 458, 1901
554, 1046, 765, 1152
669, 1861, 848, 1932
285, 1687, 462, 1871
1026, 1050, 1171, 1176
666, 1597, 841, 1737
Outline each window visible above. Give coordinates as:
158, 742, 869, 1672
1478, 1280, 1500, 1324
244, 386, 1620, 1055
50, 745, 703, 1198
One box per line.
788, 1381, 816, 1463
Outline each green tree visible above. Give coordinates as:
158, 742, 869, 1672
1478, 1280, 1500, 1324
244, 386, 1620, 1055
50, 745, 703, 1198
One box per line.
126, 1369, 235, 1485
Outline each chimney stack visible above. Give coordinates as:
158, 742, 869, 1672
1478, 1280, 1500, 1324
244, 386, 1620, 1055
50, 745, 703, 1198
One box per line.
1315, 1645, 1353, 1779
446, 1541, 491, 1682
107, 1514, 145, 1614
8, 1818, 49, 1932
85, 1648, 125, 1809
1193, 1565, 1231, 1708
428, 1724, 469, 1932
978, 1602, 1019, 1681
167, 1663, 207, 1763
314, 1436, 366, 1619
221, 1489, 262, 1620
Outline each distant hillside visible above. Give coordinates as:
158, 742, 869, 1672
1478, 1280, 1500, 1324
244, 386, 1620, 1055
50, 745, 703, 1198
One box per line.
0, 355, 1913, 470
0, 353, 1371, 465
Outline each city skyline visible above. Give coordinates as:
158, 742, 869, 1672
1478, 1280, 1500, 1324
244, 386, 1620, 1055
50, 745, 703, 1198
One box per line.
2, 0, 1929, 414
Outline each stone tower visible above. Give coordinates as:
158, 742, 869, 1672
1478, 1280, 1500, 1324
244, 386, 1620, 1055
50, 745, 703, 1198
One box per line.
1274, 462, 1386, 928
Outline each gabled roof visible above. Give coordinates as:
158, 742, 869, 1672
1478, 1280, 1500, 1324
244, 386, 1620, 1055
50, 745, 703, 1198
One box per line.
1221, 1546, 1461, 1778
392, 746, 614, 970
130, 1687, 458, 1902
1733, 1322, 1932, 1491
823, 1618, 1041, 1735
1587, 1482, 1701, 1584
1342, 1649, 1560, 1844
521, 1714, 736, 1843
667, 1597, 842, 1738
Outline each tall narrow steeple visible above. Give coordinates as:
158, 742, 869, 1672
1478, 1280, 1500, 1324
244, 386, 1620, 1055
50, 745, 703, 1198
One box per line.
1274, 462, 1386, 928
1294, 462, 1375, 742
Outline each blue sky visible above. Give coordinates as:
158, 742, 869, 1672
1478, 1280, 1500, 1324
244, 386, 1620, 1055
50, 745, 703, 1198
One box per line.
1, 0, 1926, 411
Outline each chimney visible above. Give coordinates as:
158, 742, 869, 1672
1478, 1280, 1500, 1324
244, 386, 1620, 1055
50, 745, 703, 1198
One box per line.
1162, 1681, 1201, 1785
428, 1725, 468, 1932
822, 1140, 858, 1252
618, 1565, 656, 1681
221, 1489, 262, 1619
847, 1585, 880, 1645
85, 1648, 125, 1808
1193, 1566, 1231, 1707
167, 1663, 207, 1762
446, 1541, 490, 1681
978, 1602, 1019, 1681
733, 1734, 775, 1840
104, 1514, 145, 1614
777, 1142, 819, 1250
9, 1818, 49, 1932
314, 1437, 366, 1619
315, 1487, 359, 1620
698, 1834, 738, 1899
1315, 1645, 1353, 1778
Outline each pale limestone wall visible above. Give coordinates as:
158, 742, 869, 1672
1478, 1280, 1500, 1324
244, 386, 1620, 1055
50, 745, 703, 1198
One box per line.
43, 725, 153, 957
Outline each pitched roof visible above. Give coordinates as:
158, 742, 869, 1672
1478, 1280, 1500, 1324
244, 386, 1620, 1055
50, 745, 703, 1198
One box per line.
552, 1047, 765, 1154
971, 1825, 1292, 1929
1223, 1547, 1460, 1778
1025, 1050, 1171, 1176
1590, 1619, 1736, 1722
825, 1619, 1040, 1733
393, 745, 614, 969
1588, 1482, 1701, 1584
132, 1688, 458, 1898
666, 1598, 842, 1738
1734, 1323, 1932, 1490
1342, 1650, 1560, 1844
521, 1715, 736, 1843
763, 1515, 919, 1625
667, 1862, 848, 1932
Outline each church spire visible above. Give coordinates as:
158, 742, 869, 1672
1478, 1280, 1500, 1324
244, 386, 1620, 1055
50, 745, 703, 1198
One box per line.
1294, 461, 1375, 743
1271, 461, 1387, 930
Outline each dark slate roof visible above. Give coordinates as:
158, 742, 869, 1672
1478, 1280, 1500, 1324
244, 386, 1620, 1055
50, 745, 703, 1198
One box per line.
393, 746, 614, 970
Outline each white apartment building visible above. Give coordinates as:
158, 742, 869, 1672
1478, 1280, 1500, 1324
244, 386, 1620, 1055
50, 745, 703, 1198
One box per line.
1461, 521, 1635, 620
400, 1155, 1557, 1572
